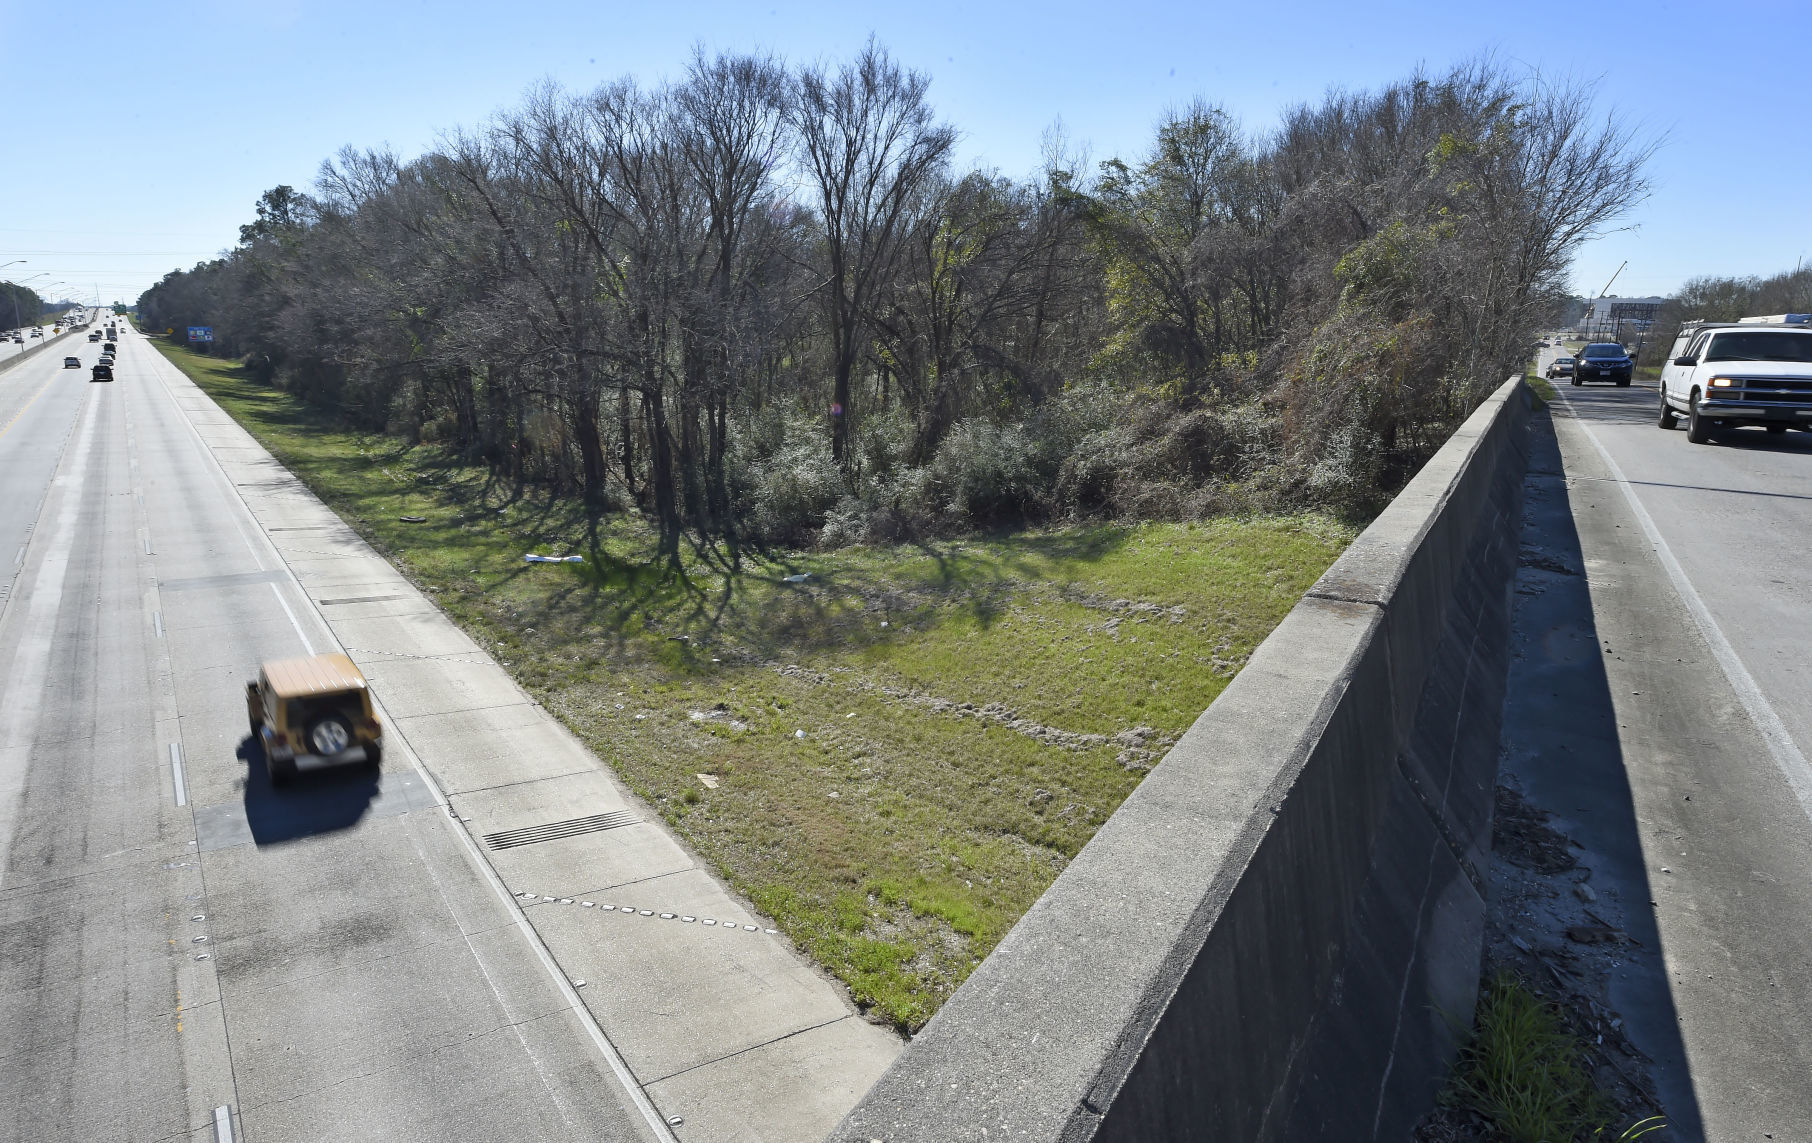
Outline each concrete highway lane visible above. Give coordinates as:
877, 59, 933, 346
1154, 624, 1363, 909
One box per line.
0, 326, 661, 1140
1520, 344, 1812, 1138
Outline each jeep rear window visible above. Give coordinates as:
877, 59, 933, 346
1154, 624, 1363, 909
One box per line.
1704, 331, 1812, 363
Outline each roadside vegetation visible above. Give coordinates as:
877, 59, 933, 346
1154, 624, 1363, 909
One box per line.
138, 53, 1647, 557
1421, 972, 1665, 1143
157, 339, 1352, 1027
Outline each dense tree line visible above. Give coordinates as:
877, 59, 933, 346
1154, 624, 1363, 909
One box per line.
139, 50, 1649, 559
0, 282, 47, 329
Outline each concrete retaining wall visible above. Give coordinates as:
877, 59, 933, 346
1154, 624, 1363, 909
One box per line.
834, 376, 1533, 1142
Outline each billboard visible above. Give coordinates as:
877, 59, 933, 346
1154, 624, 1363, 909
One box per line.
187, 326, 214, 343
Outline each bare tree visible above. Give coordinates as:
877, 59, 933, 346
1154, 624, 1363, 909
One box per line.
789, 39, 954, 473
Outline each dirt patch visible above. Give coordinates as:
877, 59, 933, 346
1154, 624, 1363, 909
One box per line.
1493, 784, 1578, 874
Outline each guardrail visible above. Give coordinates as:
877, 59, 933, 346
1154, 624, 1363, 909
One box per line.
834, 375, 1534, 1142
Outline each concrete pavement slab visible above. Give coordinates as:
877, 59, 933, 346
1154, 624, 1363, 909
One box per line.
527, 868, 851, 1081
392, 703, 594, 794
646, 1015, 900, 1143
355, 654, 532, 718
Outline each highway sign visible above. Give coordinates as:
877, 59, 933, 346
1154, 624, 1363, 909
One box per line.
188, 326, 214, 343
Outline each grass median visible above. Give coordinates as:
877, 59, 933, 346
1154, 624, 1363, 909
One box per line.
152, 340, 1354, 1029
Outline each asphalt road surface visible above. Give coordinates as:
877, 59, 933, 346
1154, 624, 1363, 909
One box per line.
1515, 345, 1812, 1139
0, 323, 664, 1142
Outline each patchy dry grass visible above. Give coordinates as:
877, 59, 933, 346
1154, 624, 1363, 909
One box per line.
156, 340, 1354, 1028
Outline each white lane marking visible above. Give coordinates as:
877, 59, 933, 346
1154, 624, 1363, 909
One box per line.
213, 1105, 233, 1143
267, 581, 316, 656
170, 743, 187, 807
153, 610, 163, 639
143, 533, 152, 556
0, 395, 99, 881
10, 547, 20, 569
1560, 392, 1812, 824
140, 344, 329, 656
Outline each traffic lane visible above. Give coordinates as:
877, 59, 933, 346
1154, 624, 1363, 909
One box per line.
120, 333, 660, 1141
1554, 379, 1812, 763
0, 343, 90, 614
1541, 398, 1812, 1136
0, 382, 238, 1142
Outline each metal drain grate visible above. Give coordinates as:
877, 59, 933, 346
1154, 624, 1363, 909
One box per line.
483, 810, 640, 850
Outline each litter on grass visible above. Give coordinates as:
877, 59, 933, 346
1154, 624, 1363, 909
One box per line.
782, 573, 811, 584
524, 554, 585, 564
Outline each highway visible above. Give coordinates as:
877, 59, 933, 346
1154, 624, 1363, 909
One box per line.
1514, 345, 1812, 1139
0, 322, 895, 1141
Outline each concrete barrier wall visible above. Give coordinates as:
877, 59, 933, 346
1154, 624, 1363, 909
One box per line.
835, 376, 1533, 1142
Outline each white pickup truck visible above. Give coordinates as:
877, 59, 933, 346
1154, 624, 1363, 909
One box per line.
1658, 314, 1812, 443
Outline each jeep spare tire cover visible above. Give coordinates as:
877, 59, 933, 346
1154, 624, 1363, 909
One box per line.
308, 715, 353, 756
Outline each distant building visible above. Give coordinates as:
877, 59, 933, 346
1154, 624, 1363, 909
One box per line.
1577, 295, 1666, 344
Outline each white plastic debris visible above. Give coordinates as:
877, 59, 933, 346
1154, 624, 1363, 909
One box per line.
794, 729, 806, 739
782, 573, 811, 583
523, 554, 585, 564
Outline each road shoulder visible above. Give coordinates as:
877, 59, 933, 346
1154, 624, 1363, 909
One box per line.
1503, 400, 1812, 1139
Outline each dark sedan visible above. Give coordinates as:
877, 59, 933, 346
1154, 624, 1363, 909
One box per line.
1574, 342, 1633, 386
90, 362, 113, 382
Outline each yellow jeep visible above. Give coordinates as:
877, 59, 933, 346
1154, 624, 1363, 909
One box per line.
246, 653, 383, 786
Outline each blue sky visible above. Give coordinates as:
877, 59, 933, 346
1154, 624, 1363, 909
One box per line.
1, 0, 1804, 307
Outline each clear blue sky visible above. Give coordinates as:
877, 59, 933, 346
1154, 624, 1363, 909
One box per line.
2, 0, 1805, 308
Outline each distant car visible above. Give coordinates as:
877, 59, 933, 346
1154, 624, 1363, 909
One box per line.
102, 341, 116, 354
30, 329, 42, 338
1539, 340, 1551, 348
63, 356, 81, 368
87, 331, 101, 341
90, 363, 112, 382
1546, 356, 1575, 379
1574, 343, 1633, 386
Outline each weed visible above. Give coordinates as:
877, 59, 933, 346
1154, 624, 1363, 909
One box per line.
1445, 972, 1664, 1143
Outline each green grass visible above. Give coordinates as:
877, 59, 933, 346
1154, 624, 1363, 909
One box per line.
1525, 374, 1557, 406
152, 340, 1354, 1029
1445, 973, 1664, 1143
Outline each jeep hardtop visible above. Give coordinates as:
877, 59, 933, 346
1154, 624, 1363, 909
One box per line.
246, 653, 383, 786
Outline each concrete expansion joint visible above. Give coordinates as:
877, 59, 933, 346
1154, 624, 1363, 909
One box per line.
641, 1012, 853, 1085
